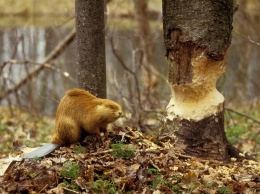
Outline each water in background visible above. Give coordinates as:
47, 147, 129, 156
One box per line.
0, 25, 259, 116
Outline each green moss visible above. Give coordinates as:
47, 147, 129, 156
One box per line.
63, 180, 79, 192
217, 186, 233, 194
225, 124, 247, 144
89, 179, 118, 194
205, 181, 218, 188
74, 143, 86, 154
150, 175, 169, 189
111, 142, 136, 159
147, 167, 159, 175
61, 161, 80, 180
33, 156, 41, 161
172, 184, 182, 192
29, 172, 37, 178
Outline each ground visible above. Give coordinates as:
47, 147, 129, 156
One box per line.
0, 107, 259, 193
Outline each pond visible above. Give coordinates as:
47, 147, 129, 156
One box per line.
0, 25, 169, 116
0, 13, 259, 117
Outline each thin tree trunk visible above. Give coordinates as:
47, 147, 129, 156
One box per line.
133, 0, 160, 107
75, 0, 106, 98
162, 0, 238, 161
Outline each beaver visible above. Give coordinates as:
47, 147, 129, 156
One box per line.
23, 88, 122, 158
52, 88, 123, 145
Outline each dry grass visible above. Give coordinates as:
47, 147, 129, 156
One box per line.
0, 0, 162, 27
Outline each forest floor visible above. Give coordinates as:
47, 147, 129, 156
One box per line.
0, 106, 259, 193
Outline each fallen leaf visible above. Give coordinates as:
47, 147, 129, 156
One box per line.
0, 155, 22, 176
126, 163, 140, 179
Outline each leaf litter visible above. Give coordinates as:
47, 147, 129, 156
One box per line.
0, 126, 259, 193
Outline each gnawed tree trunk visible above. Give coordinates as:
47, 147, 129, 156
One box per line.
75, 0, 106, 98
162, 0, 238, 161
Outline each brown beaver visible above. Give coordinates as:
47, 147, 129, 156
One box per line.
22, 88, 122, 158
51, 88, 123, 145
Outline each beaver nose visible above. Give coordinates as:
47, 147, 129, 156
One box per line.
118, 111, 123, 117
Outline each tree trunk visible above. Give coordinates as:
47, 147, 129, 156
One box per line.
133, 0, 160, 107
162, 0, 238, 161
75, 0, 106, 98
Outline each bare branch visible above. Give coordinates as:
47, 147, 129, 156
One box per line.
108, 35, 142, 108
225, 107, 260, 125
2, 60, 77, 84
0, 28, 76, 101
234, 30, 260, 47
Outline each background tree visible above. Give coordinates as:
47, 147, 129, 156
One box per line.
162, 0, 238, 161
75, 0, 106, 98
133, 0, 159, 107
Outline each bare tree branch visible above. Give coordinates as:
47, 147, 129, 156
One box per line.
109, 35, 142, 108
0, 28, 76, 101
225, 107, 260, 125
1, 60, 77, 84
234, 30, 260, 47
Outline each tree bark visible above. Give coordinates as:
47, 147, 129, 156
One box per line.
162, 0, 238, 161
75, 0, 106, 98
